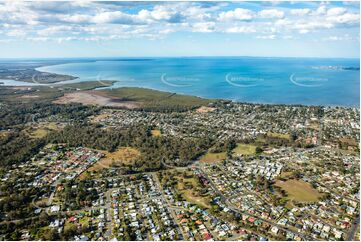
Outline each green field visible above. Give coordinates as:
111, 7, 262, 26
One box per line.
233, 143, 257, 155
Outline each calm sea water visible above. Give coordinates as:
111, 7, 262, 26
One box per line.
26, 57, 361, 107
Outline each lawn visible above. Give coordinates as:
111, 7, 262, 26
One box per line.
199, 151, 226, 163
232, 143, 257, 156
275, 179, 322, 203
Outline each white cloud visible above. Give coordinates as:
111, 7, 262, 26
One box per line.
322, 34, 354, 41
258, 9, 284, 19
225, 26, 256, 33
316, 5, 327, 15
274, 19, 292, 27
218, 8, 254, 22
192, 22, 215, 33
327, 7, 347, 16
37, 26, 75, 36
6, 29, 26, 37
27, 37, 50, 42
327, 13, 360, 24
0, 1, 358, 43
290, 8, 311, 16
256, 34, 276, 39
92, 11, 141, 25
299, 29, 309, 34
138, 5, 182, 23
62, 14, 92, 24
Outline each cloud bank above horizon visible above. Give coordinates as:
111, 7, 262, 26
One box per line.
0, 1, 359, 58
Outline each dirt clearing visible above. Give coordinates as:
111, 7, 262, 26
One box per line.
54, 91, 141, 108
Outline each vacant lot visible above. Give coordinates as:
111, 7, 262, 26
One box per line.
233, 143, 257, 156
196, 106, 216, 113
88, 147, 141, 172
339, 137, 358, 147
25, 122, 62, 139
275, 179, 322, 203
91, 113, 111, 123
151, 129, 162, 137
199, 151, 226, 163
176, 172, 211, 208
54, 91, 141, 108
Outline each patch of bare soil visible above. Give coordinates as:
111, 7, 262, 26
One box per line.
196, 106, 216, 113
54, 90, 141, 109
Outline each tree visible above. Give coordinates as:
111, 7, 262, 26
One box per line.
42, 228, 59, 240
255, 146, 263, 154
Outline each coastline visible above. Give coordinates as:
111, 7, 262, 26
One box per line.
0, 59, 90, 85
1, 80, 359, 109
1, 57, 360, 108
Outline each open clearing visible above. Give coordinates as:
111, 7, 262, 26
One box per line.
275, 179, 322, 203
176, 173, 211, 208
196, 106, 216, 113
20, 95, 40, 99
54, 91, 141, 109
91, 113, 111, 123
339, 137, 358, 147
151, 129, 162, 137
26, 122, 62, 139
87, 147, 141, 172
233, 143, 257, 156
199, 151, 226, 163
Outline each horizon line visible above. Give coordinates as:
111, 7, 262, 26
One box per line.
0, 55, 360, 60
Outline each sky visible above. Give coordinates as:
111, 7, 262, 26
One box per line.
0, 1, 359, 58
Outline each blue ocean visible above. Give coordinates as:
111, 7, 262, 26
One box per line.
33, 57, 360, 107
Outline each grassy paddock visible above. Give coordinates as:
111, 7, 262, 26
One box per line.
275, 179, 322, 203
233, 143, 257, 156
25, 122, 62, 139
199, 151, 226, 163
175, 172, 211, 208
87, 147, 140, 172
